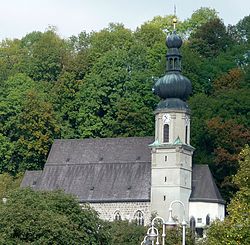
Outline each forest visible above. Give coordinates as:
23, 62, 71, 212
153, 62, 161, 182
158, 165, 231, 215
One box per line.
0, 7, 249, 243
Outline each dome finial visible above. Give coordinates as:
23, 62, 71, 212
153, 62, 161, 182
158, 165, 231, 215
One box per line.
173, 5, 177, 30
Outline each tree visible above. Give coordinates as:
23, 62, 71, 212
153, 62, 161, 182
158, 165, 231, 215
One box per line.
212, 67, 245, 91
227, 15, 250, 45
18, 28, 68, 82
0, 38, 23, 82
189, 18, 233, 58
207, 117, 250, 202
0, 134, 14, 173
108, 221, 146, 245
182, 7, 219, 37
50, 71, 83, 138
0, 73, 61, 173
205, 146, 250, 245
76, 46, 157, 138
0, 173, 22, 198
189, 89, 250, 202
14, 89, 60, 172
0, 188, 109, 244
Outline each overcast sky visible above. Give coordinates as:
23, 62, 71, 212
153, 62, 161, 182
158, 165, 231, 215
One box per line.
1, 0, 249, 40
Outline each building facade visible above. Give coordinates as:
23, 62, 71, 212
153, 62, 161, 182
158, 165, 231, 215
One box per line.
21, 29, 225, 230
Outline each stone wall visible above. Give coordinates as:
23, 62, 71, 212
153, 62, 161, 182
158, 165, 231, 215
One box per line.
85, 201, 151, 225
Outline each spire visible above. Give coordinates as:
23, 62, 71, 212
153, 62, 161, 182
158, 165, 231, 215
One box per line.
166, 17, 182, 72
152, 16, 192, 105
173, 5, 177, 30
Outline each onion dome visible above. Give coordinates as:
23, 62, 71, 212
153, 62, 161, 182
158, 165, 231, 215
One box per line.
153, 28, 192, 103
153, 73, 192, 101
166, 31, 183, 49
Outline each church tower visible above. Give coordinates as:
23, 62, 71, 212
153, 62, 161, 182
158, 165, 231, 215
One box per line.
150, 24, 194, 221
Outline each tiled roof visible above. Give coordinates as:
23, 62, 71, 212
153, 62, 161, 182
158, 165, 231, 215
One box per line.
190, 165, 225, 204
21, 137, 153, 202
21, 137, 224, 204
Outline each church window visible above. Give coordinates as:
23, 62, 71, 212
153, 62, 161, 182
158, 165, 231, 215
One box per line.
163, 124, 169, 143
114, 211, 122, 221
164, 176, 167, 182
134, 210, 144, 226
165, 156, 168, 161
185, 125, 188, 144
190, 216, 196, 233
197, 218, 202, 223
163, 195, 166, 201
206, 214, 210, 225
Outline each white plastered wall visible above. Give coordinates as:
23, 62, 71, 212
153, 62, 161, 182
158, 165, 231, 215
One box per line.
189, 201, 225, 227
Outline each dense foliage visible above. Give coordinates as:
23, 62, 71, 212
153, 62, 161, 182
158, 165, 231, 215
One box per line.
203, 145, 250, 244
0, 188, 109, 244
0, 7, 249, 206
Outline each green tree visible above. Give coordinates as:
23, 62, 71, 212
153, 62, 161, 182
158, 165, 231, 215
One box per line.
189, 89, 250, 202
0, 173, 22, 198
0, 73, 36, 140
18, 28, 68, 82
189, 18, 233, 58
108, 221, 146, 245
67, 31, 91, 79
0, 39, 24, 82
182, 7, 218, 37
227, 15, 250, 45
0, 134, 14, 173
0, 188, 109, 244
51, 71, 83, 138
76, 46, 157, 138
0, 73, 59, 173
14, 89, 60, 172
205, 145, 250, 245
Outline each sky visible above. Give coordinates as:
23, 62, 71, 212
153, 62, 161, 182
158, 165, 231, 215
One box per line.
0, 0, 249, 40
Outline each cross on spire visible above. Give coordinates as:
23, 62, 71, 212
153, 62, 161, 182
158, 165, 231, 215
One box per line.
173, 5, 177, 30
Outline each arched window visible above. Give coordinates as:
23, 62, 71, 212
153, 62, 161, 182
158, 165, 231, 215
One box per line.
114, 211, 122, 221
206, 214, 210, 226
134, 210, 144, 226
169, 58, 173, 70
190, 216, 196, 233
163, 124, 169, 143
185, 125, 188, 144
174, 58, 178, 69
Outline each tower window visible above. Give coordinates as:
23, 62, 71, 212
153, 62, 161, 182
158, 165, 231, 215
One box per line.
185, 125, 188, 144
165, 156, 168, 161
164, 176, 167, 182
174, 58, 177, 69
164, 195, 166, 201
169, 58, 173, 70
134, 210, 144, 226
163, 124, 169, 143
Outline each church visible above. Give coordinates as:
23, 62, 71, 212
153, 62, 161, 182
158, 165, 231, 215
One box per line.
21, 25, 225, 231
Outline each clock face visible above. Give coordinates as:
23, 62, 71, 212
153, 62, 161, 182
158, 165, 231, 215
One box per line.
163, 114, 170, 124
185, 115, 190, 125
